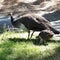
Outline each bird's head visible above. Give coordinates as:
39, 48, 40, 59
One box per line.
8, 12, 14, 22
8, 12, 13, 17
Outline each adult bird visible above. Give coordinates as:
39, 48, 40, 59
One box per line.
8, 13, 60, 39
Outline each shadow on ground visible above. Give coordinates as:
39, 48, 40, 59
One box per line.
8, 37, 60, 46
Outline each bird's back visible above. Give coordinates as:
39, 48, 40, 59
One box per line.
17, 14, 48, 31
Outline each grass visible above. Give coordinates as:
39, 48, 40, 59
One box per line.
0, 31, 60, 60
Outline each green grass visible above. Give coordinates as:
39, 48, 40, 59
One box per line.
0, 31, 60, 60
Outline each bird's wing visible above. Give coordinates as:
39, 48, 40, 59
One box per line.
30, 16, 50, 30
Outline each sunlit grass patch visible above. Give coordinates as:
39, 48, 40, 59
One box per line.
0, 31, 60, 60
0, 31, 40, 40
1, 41, 59, 60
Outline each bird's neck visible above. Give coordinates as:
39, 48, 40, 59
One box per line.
10, 15, 14, 23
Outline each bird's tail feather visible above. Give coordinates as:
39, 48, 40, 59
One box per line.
49, 26, 60, 34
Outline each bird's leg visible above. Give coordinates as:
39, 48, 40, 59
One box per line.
30, 31, 35, 39
38, 32, 46, 44
28, 30, 30, 39
39, 36, 44, 44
